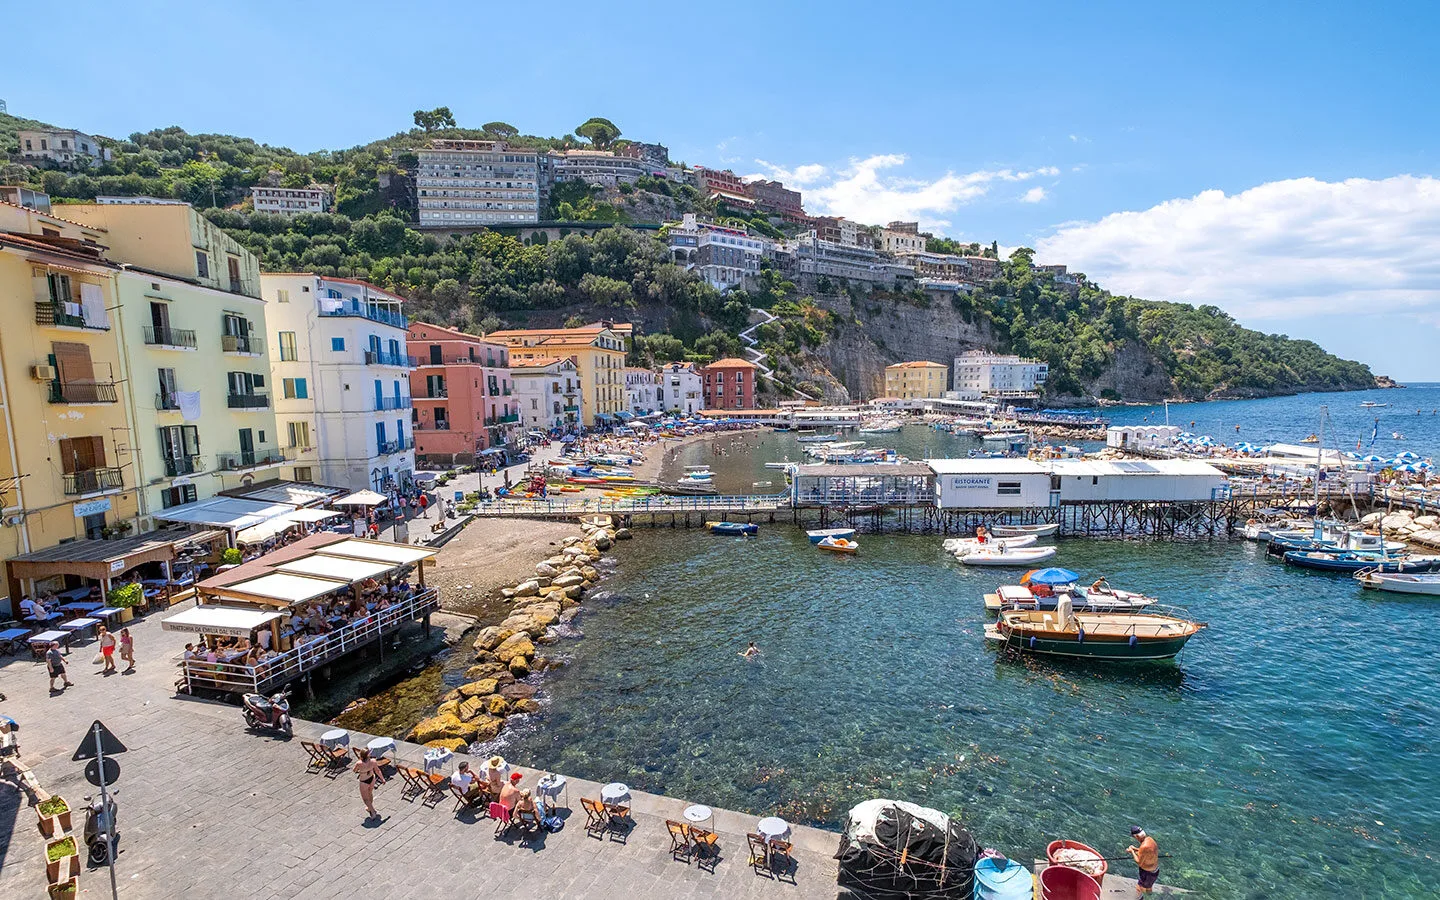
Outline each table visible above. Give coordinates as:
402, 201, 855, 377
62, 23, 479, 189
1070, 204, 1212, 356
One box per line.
423, 747, 453, 774
366, 737, 396, 762
28, 630, 70, 655
92, 607, 124, 626
683, 804, 713, 826
320, 728, 350, 749
757, 816, 791, 843
57, 600, 103, 614
56, 587, 91, 602
58, 617, 100, 643
0, 627, 30, 656
601, 782, 630, 805
536, 773, 568, 811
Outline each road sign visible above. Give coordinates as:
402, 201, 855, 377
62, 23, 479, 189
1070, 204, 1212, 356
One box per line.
85, 757, 121, 786
72, 720, 127, 761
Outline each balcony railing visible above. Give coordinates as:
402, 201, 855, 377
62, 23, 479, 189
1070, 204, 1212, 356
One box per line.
35, 301, 110, 331
49, 381, 119, 404
143, 325, 198, 348
227, 392, 272, 410
563, 404, 580, 412
156, 392, 181, 410
216, 449, 287, 471
485, 413, 521, 426
418, 388, 448, 399
375, 395, 413, 411
163, 455, 203, 477
221, 334, 264, 354
63, 466, 123, 495
417, 356, 505, 367
377, 438, 413, 455
364, 350, 418, 367
319, 300, 408, 330
416, 422, 452, 431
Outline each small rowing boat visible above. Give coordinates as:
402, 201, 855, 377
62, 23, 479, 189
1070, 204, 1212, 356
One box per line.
817, 536, 859, 554
959, 545, 1058, 567
808, 527, 857, 544
1354, 570, 1440, 595
708, 521, 758, 536
989, 523, 1059, 538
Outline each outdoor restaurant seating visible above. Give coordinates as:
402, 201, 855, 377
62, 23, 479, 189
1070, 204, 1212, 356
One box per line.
580, 797, 611, 838
746, 832, 770, 873
396, 765, 427, 802
668, 820, 693, 861
768, 838, 795, 882
689, 825, 719, 870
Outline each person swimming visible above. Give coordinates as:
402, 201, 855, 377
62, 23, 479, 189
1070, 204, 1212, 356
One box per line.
740, 642, 761, 659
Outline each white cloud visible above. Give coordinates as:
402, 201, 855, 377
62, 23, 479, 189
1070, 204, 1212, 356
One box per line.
1021, 187, 1048, 203
1036, 175, 1440, 321
747, 154, 1057, 230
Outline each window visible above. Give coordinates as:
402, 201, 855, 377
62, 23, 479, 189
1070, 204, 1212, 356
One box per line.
293, 466, 313, 482
276, 289, 290, 303
195, 251, 209, 279
997, 481, 1023, 496
287, 421, 311, 448
47, 271, 73, 304
278, 331, 297, 361
82, 511, 106, 539
375, 422, 387, 447
227, 256, 242, 290
282, 377, 308, 399
161, 484, 197, 509
331, 337, 345, 351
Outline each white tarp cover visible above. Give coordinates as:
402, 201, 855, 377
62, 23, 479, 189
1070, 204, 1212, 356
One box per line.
162, 605, 282, 637
333, 490, 388, 507
318, 539, 437, 566
154, 497, 299, 531
844, 798, 954, 845
275, 555, 394, 583
235, 517, 300, 546
219, 572, 347, 606
284, 508, 342, 523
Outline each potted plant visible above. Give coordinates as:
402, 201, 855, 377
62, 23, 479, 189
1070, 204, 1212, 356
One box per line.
107, 582, 144, 622
48, 876, 78, 900
221, 548, 243, 566
36, 795, 71, 837
45, 836, 78, 883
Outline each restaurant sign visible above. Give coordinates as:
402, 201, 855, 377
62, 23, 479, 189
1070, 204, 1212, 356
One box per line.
951, 477, 993, 490
73, 498, 112, 518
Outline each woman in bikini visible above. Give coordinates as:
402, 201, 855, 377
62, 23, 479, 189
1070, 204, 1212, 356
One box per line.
353, 748, 385, 820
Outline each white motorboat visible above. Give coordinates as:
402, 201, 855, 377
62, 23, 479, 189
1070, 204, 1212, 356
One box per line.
858, 419, 902, 434
989, 523, 1059, 538
1354, 571, 1440, 595
796, 432, 840, 443
943, 534, 1038, 553
958, 545, 1058, 566
983, 581, 1160, 613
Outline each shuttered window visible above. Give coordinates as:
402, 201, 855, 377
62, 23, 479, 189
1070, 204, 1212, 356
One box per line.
58, 436, 105, 473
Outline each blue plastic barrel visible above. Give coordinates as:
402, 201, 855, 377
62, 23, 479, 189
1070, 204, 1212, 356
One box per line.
974, 856, 1034, 900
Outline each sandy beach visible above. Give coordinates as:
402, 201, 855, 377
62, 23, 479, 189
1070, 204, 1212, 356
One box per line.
428, 516, 583, 618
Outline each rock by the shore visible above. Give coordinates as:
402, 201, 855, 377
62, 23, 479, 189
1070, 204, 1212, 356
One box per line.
424, 738, 470, 753
457, 678, 499, 698
484, 694, 510, 716
471, 626, 510, 653
535, 562, 558, 578
510, 698, 541, 715
508, 656, 531, 678
499, 683, 537, 700
513, 579, 540, 597
615, 527, 632, 540
409, 712, 475, 744
495, 633, 535, 663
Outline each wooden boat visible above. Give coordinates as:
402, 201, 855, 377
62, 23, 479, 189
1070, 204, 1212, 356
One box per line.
817, 536, 859, 554
807, 527, 857, 544
707, 521, 758, 536
1283, 550, 1440, 573
1354, 570, 1440, 595
959, 545, 1058, 567
985, 607, 1205, 660
944, 534, 1038, 553
989, 523, 1059, 538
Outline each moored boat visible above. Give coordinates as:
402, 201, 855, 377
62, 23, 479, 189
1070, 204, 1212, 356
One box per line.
985, 604, 1205, 661
989, 522, 1059, 538
708, 521, 758, 536
944, 534, 1038, 553
1283, 550, 1440, 573
817, 536, 859, 554
983, 581, 1159, 613
1354, 570, 1440, 595
796, 432, 840, 443
959, 545, 1058, 567
808, 527, 857, 544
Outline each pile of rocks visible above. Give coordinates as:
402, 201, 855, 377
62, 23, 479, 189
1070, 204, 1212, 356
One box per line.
1360, 510, 1440, 549
406, 516, 632, 752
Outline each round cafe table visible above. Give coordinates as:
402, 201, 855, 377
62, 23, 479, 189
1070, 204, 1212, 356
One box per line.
536, 773, 568, 811
600, 782, 630, 805
321, 729, 350, 750
758, 816, 791, 843
423, 747, 453, 775
683, 804, 713, 827
366, 737, 396, 762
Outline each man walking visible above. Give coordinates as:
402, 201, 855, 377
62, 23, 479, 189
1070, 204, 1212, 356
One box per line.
46, 641, 73, 692
1126, 826, 1160, 895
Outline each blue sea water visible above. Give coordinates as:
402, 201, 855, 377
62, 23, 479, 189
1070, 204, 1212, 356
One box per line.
491, 389, 1440, 898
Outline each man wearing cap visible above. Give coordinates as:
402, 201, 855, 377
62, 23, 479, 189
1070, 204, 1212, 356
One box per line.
1126, 826, 1160, 895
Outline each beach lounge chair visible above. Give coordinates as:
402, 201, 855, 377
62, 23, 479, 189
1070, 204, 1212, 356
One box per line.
768, 839, 795, 882
746, 832, 770, 875
396, 766, 426, 802
581, 797, 610, 838
689, 825, 720, 871
667, 820, 693, 862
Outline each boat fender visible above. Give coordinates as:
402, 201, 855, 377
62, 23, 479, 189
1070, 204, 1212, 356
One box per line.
1028, 636, 1036, 649
1129, 635, 1139, 648
1076, 629, 1085, 643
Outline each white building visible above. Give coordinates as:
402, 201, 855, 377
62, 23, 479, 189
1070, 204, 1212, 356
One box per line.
1044, 459, 1228, 502
928, 458, 1052, 509
1107, 425, 1181, 452
550, 150, 656, 186
953, 350, 1049, 396
94, 196, 187, 205
415, 139, 540, 227
625, 368, 661, 415
252, 186, 331, 216
658, 362, 704, 414
260, 274, 416, 491
17, 128, 111, 167
881, 221, 927, 256
666, 213, 772, 291
511, 357, 582, 431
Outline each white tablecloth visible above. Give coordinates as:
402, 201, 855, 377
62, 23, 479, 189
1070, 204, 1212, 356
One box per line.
320, 729, 350, 749
600, 782, 630, 804
758, 817, 790, 842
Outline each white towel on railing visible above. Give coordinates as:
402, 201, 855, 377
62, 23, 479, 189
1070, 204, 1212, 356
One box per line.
177, 390, 202, 421
80, 283, 109, 327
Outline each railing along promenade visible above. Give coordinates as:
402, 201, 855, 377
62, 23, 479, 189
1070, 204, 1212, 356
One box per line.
466, 493, 788, 520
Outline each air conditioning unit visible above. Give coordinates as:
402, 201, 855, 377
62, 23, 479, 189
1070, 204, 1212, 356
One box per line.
31, 364, 56, 381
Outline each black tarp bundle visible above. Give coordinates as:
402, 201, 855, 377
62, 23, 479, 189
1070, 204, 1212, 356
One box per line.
835, 799, 979, 900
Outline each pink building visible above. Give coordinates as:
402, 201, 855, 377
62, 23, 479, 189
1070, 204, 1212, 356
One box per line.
407, 322, 518, 465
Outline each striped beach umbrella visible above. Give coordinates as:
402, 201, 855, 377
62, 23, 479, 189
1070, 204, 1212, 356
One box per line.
1362, 455, 1386, 463
1396, 451, 1420, 460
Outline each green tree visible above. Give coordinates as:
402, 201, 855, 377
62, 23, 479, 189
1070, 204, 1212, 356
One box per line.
413, 107, 457, 132
482, 121, 518, 137
575, 117, 621, 149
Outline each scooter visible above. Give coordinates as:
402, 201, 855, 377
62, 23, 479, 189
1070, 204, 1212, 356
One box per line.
83, 792, 118, 865
241, 689, 293, 736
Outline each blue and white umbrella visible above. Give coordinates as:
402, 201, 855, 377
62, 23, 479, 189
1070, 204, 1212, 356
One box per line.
1362, 455, 1386, 463
1396, 451, 1420, 460
1417, 461, 1433, 470
1396, 463, 1421, 473
1197, 436, 1215, 446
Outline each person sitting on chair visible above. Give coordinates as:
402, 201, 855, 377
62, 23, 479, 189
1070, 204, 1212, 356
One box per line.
451, 761, 482, 801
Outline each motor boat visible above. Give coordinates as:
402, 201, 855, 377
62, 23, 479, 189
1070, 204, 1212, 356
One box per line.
1283, 550, 1440, 573
808, 527, 857, 544
817, 536, 859, 554
983, 581, 1159, 613
707, 521, 758, 536
797, 432, 840, 443
988, 523, 1059, 538
958, 545, 1058, 566
944, 534, 1038, 553
858, 419, 902, 434
1354, 570, 1440, 595
986, 604, 1204, 661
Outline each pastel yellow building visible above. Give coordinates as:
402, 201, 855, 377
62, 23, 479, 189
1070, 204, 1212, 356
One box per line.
487, 325, 627, 427
883, 360, 949, 400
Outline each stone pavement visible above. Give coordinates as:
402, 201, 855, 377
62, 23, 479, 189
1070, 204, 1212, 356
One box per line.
0, 599, 842, 899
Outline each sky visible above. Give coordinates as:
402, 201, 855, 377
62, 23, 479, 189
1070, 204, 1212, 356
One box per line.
8, 0, 1440, 378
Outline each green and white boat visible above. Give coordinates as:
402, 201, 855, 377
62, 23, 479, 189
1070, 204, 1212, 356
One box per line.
985, 604, 1205, 661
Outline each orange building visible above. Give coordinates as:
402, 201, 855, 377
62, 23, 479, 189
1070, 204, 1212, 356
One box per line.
699, 358, 760, 410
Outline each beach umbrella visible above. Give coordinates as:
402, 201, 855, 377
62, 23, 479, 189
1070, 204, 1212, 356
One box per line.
1178, 432, 1194, 439
1344, 451, 1361, 459
1021, 567, 1081, 586
1362, 455, 1386, 463
1396, 464, 1421, 473
1197, 436, 1215, 446
1396, 451, 1420, 460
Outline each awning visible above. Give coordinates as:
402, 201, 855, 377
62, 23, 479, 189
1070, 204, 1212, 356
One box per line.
162, 605, 284, 637
221, 481, 346, 507
316, 539, 437, 566
333, 489, 388, 507
205, 572, 349, 607
275, 555, 395, 583
235, 518, 298, 546
6, 528, 224, 585
284, 508, 342, 523
154, 497, 302, 531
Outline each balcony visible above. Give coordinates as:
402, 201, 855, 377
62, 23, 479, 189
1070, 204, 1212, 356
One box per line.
416, 422, 452, 431
485, 413, 521, 426
319, 299, 408, 330
377, 438, 413, 455
227, 392, 272, 410
156, 392, 181, 411
417, 388, 448, 399
63, 467, 124, 496
365, 350, 418, 367
375, 395, 413, 411
216, 449, 287, 471
163, 455, 203, 477
143, 325, 198, 349
563, 404, 580, 412
49, 381, 119, 404
221, 334, 264, 355
35, 301, 110, 331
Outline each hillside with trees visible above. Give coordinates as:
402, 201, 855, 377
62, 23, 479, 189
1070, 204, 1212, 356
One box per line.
1, 112, 1375, 403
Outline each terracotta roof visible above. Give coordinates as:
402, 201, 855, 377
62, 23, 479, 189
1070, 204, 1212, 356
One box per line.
888, 360, 947, 369
510, 357, 566, 368
0, 199, 109, 232
0, 231, 115, 268
703, 358, 759, 369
